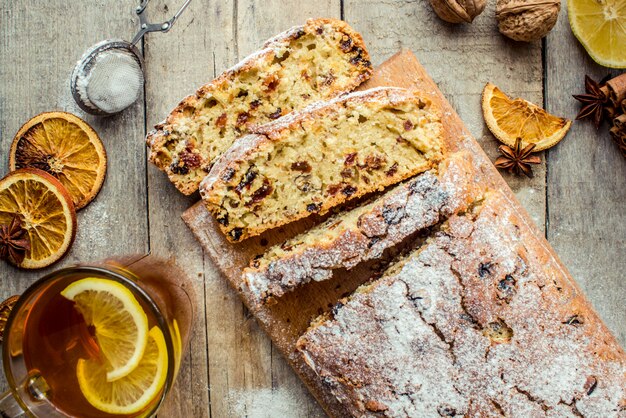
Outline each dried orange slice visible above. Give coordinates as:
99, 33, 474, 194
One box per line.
569, 0, 626, 69
0, 169, 77, 269
9, 112, 107, 210
482, 83, 572, 151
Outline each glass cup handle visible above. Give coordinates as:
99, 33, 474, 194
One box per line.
0, 389, 27, 417
0, 373, 51, 418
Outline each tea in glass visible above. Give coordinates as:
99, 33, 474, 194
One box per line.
1, 257, 193, 418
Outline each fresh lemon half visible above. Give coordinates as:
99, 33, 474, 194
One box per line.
77, 326, 168, 415
569, 0, 626, 69
61, 277, 149, 381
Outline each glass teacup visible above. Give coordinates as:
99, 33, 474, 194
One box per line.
0, 255, 193, 417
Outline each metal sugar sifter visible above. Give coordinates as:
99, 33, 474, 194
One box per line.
71, 0, 192, 116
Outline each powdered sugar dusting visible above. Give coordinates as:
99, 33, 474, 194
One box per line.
297, 191, 626, 417
226, 387, 313, 418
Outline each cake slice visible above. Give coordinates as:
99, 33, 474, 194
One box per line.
200, 87, 444, 242
147, 18, 372, 195
297, 191, 626, 417
243, 152, 482, 304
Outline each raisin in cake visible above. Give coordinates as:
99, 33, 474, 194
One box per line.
297, 191, 626, 417
243, 152, 482, 304
200, 87, 444, 242
147, 18, 372, 195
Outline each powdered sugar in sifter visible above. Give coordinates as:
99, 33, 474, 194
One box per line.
70, 0, 191, 116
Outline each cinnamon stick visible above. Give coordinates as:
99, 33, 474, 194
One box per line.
606, 73, 626, 107
605, 105, 618, 120
609, 125, 626, 158
600, 84, 610, 99
614, 113, 626, 130
611, 113, 626, 158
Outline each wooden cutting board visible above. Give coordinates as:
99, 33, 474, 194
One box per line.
182, 49, 578, 417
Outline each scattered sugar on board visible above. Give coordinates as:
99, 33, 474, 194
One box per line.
226, 387, 314, 418
75, 199, 114, 251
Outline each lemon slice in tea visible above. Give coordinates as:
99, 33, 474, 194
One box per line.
0, 169, 77, 269
482, 82, 572, 151
569, 0, 626, 69
9, 111, 107, 210
77, 326, 168, 415
61, 277, 149, 381
171, 319, 182, 377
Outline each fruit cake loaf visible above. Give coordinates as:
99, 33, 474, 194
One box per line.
200, 87, 444, 242
146, 18, 372, 195
243, 152, 482, 304
297, 191, 626, 417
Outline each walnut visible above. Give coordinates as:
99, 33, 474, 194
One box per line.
496, 0, 561, 42
429, 0, 486, 23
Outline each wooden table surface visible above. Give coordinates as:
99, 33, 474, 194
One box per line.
1, 1, 624, 417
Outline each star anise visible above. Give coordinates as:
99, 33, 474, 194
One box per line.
573, 75, 610, 129
494, 138, 541, 178
0, 215, 30, 266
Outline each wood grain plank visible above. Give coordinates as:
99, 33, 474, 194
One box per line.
344, 0, 547, 231
0, 0, 148, 390
143, 1, 236, 416
545, 0, 626, 346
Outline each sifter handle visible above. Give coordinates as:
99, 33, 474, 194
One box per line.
130, 0, 192, 45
